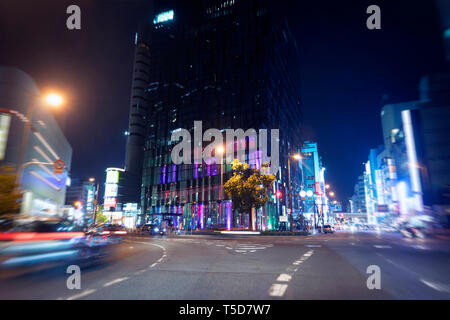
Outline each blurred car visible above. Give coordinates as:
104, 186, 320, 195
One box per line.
87, 224, 127, 244
152, 224, 167, 235
140, 223, 167, 235
399, 225, 425, 239
0, 217, 106, 269
323, 225, 334, 233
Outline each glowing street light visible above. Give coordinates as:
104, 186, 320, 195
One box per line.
44, 93, 64, 107
325, 184, 330, 189
329, 191, 335, 197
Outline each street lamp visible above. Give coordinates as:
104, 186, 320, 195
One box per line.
287, 153, 301, 232
45, 93, 64, 108
329, 191, 335, 197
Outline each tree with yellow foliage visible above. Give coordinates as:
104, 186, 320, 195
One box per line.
0, 164, 22, 216
224, 160, 275, 230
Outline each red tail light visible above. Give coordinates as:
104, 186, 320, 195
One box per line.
0, 232, 85, 242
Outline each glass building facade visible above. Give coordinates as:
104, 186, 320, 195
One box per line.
124, 0, 303, 230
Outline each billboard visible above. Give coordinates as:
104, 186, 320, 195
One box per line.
106, 170, 119, 183
0, 114, 11, 160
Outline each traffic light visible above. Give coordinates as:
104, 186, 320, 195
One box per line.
276, 191, 282, 198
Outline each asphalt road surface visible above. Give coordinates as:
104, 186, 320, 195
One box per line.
1, 231, 450, 300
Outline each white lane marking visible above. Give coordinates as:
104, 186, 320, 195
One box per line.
277, 274, 292, 282
305, 245, 321, 248
66, 289, 96, 300
269, 284, 288, 297
235, 250, 247, 253
216, 244, 225, 247
412, 245, 428, 250
134, 269, 147, 275
374, 245, 392, 249
129, 246, 134, 249
123, 239, 167, 269
226, 247, 233, 250
235, 247, 266, 250
103, 277, 129, 287
293, 261, 302, 265
420, 279, 450, 293
250, 250, 256, 253
300, 256, 309, 261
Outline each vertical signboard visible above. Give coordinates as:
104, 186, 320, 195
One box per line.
0, 114, 11, 160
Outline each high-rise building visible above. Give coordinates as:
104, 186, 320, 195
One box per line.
0, 66, 72, 216
380, 73, 450, 225
351, 175, 367, 213
124, 0, 303, 230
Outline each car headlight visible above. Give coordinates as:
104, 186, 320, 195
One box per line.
154, 228, 159, 232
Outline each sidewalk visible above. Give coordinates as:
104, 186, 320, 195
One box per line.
127, 230, 311, 238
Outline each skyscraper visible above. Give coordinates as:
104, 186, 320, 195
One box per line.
124, 0, 303, 230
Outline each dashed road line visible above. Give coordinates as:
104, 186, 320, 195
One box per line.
277, 274, 292, 282
65, 289, 96, 300
269, 284, 288, 297
268, 249, 316, 298
134, 269, 147, 275
103, 277, 129, 287
420, 279, 450, 293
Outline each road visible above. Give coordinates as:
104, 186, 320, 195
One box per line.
1, 231, 450, 300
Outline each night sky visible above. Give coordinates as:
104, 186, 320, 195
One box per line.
0, 0, 447, 202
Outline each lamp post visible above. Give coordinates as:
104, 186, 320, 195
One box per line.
287, 153, 301, 232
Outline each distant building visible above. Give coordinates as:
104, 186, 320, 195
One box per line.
0, 66, 72, 216
351, 175, 366, 213
65, 178, 96, 224
300, 141, 329, 227
103, 168, 140, 225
